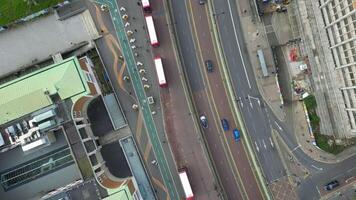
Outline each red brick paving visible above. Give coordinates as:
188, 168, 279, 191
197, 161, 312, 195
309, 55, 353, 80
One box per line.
269, 176, 298, 200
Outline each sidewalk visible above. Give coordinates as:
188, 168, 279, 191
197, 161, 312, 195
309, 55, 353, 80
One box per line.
270, 130, 304, 200
237, 0, 286, 121
269, 1, 356, 164
237, 0, 356, 164
322, 178, 356, 200
294, 100, 356, 163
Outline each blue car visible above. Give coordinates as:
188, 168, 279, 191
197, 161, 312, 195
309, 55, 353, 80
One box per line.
233, 129, 241, 142
221, 118, 229, 131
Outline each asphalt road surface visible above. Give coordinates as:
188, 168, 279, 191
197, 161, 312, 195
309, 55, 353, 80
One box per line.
148, 0, 221, 198
211, 0, 285, 183
169, 0, 264, 199
214, 0, 356, 199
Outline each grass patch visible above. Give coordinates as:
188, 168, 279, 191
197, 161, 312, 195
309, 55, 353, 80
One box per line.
87, 49, 114, 95
77, 157, 94, 181
308, 112, 320, 130
304, 95, 345, 154
314, 133, 345, 155
304, 95, 317, 110
304, 95, 319, 131
0, 0, 63, 26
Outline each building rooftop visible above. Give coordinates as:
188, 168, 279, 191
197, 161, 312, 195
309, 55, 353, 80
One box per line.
0, 56, 95, 200
0, 57, 89, 125
0, 12, 99, 78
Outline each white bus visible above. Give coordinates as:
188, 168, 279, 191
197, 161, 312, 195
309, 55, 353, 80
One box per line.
142, 0, 151, 12
145, 15, 159, 47
154, 57, 167, 87
178, 168, 194, 200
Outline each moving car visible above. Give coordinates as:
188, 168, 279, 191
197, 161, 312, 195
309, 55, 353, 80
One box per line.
205, 60, 213, 73
221, 118, 229, 131
324, 180, 340, 191
233, 129, 240, 142
200, 115, 208, 129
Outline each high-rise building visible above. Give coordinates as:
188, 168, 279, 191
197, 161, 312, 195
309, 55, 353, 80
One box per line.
311, 0, 356, 139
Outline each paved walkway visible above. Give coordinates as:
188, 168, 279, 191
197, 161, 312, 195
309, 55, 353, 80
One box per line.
238, 1, 286, 121
323, 178, 356, 200
271, 1, 356, 164
293, 100, 356, 163
246, 0, 356, 164
96, 0, 180, 199
269, 176, 298, 200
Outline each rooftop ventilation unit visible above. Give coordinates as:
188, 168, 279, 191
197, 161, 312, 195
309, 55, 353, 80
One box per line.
33, 110, 56, 123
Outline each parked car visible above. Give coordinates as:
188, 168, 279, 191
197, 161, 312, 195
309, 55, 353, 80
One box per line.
205, 60, 213, 72
233, 129, 240, 142
200, 115, 208, 129
199, 0, 206, 5
324, 180, 340, 191
221, 118, 229, 131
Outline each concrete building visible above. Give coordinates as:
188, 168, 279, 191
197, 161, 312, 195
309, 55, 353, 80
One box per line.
0, 57, 146, 200
306, 0, 356, 139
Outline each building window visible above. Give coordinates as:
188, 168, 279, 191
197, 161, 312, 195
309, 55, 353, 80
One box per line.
85, 72, 95, 83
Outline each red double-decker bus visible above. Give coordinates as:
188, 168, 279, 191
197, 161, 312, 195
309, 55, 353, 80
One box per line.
154, 57, 167, 87
178, 168, 194, 200
145, 15, 159, 47
142, 0, 151, 12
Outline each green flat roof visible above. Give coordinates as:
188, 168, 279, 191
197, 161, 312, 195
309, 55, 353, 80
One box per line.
103, 185, 133, 200
0, 57, 89, 125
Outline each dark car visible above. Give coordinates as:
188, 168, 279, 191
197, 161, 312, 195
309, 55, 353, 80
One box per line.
205, 60, 213, 72
200, 115, 208, 129
199, 0, 206, 5
233, 129, 241, 142
324, 180, 340, 191
221, 118, 229, 131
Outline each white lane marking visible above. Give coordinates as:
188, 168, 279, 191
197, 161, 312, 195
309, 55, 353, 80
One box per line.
311, 165, 323, 171
262, 139, 267, 149
255, 141, 260, 152
347, 165, 356, 173
238, 97, 244, 108
292, 145, 301, 152
226, 0, 251, 89
316, 186, 321, 196
274, 121, 283, 131
269, 137, 274, 148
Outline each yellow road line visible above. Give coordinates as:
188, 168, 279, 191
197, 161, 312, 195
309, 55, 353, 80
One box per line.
207, 1, 271, 198
203, 3, 264, 198
186, 1, 249, 199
